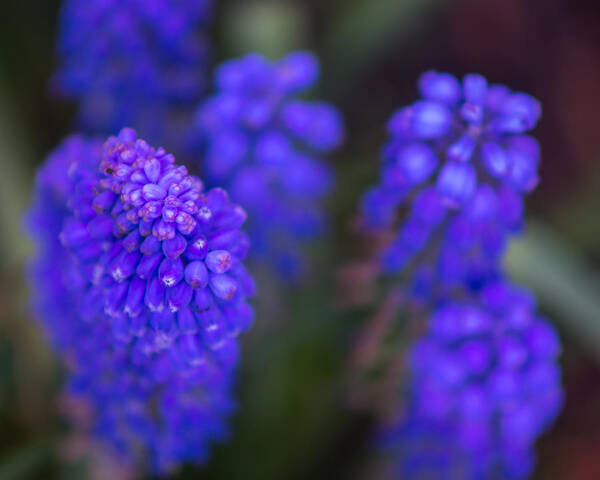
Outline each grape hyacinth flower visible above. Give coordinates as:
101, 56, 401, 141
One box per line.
59, 128, 254, 349
26, 136, 103, 352
65, 319, 239, 473
54, 0, 212, 148
25, 130, 254, 473
195, 51, 344, 278
357, 72, 563, 479
375, 281, 562, 480
407, 281, 562, 478
360, 71, 540, 284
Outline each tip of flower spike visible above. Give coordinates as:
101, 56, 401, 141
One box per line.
462, 74, 488, 105
49, 128, 254, 356
216, 53, 270, 91
118, 128, 137, 143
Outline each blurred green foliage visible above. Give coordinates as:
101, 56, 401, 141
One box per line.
507, 222, 600, 361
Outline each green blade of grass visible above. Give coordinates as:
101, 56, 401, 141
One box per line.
506, 221, 600, 360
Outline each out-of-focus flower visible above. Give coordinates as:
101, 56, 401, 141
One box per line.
26, 135, 103, 352
54, 0, 212, 148
375, 281, 562, 480
356, 73, 562, 479
360, 72, 539, 284
195, 51, 344, 279
405, 281, 562, 479
25, 130, 254, 473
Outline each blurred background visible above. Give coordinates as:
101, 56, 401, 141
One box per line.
1, 0, 600, 478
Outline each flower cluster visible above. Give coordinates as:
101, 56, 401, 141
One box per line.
59, 127, 254, 349
361, 71, 539, 283
195, 52, 344, 278
361, 72, 563, 479
54, 0, 212, 147
25, 129, 254, 473
66, 319, 238, 473
409, 282, 562, 478
26, 136, 103, 352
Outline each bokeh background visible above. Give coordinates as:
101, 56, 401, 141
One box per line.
1, 0, 600, 478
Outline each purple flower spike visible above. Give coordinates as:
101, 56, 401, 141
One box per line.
364, 71, 559, 480
25, 132, 255, 473
195, 51, 344, 279
360, 71, 543, 277
54, 0, 213, 148
54, 128, 254, 348
405, 281, 562, 479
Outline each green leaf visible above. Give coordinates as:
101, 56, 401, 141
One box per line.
0, 79, 35, 270
506, 221, 600, 360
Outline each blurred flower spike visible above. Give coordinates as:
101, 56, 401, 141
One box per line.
358, 72, 563, 479
54, 0, 213, 147
195, 51, 344, 279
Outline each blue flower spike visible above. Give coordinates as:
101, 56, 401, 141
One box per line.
195, 51, 344, 279
25, 129, 255, 474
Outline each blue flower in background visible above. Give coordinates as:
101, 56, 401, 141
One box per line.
376, 281, 562, 480
54, 0, 212, 148
361, 71, 540, 279
25, 129, 253, 473
388, 182, 523, 303
407, 281, 562, 479
360, 72, 562, 479
195, 51, 344, 279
